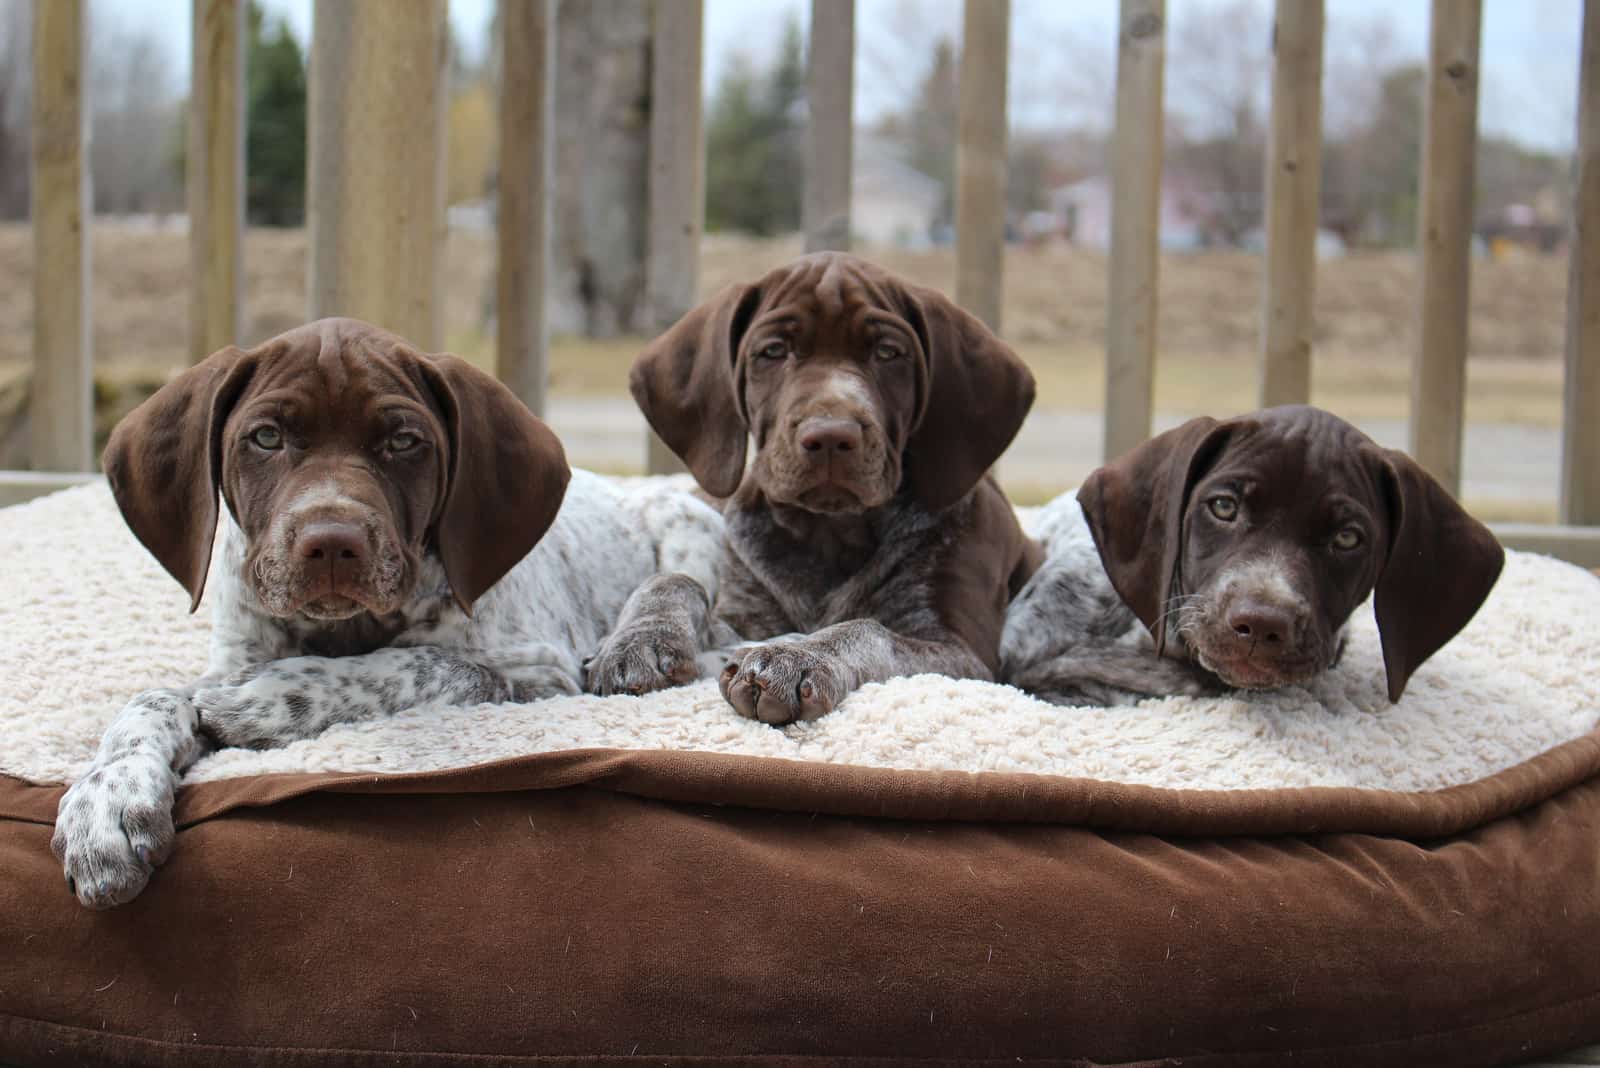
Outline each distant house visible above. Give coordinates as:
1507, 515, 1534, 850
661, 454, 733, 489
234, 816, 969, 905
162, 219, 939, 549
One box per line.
1046, 174, 1214, 251
851, 138, 944, 249
1479, 200, 1567, 256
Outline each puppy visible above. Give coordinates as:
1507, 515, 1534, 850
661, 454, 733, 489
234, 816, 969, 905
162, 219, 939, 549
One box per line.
583, 252, 1042, 724
1002, 405, 1505, 705
52, 318, 722, 908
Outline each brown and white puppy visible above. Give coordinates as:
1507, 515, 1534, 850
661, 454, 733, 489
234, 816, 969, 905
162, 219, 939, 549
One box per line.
1001, 405, 1505, 705
53, 318, 723, 908
584, 252, 1042, 724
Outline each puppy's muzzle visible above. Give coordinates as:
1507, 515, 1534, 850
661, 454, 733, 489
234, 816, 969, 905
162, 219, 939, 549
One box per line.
251, 492, 409, 619
1189, 587, 1323, 689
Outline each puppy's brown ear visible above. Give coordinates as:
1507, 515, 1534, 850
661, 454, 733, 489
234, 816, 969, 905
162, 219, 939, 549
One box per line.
103, 346, 259, 611
629, 284, 762, 497
901, 290, 1036, 510
415, 355, 571, 613
1077, 417, 1233, 653
1372, 451, 1504, 702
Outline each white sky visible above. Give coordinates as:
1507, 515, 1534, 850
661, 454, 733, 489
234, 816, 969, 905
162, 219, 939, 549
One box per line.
91, 0, 1582, 153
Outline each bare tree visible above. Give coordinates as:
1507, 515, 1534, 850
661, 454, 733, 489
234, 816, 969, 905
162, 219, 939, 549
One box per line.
551, 0, 650, 336
90, 19, 182, 215
1165, 0, 1272, 244
0, 1, 32, 220
855, 0, 959, 121
1319, 12, 1407, 242
1321, 10, 1402, 140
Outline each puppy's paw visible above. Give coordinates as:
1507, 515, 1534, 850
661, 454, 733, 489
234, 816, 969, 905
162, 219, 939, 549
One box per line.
719, 643, 845, 725
508, 666, 583, 703
52, 752, 177, 909
584, 624, 700, 697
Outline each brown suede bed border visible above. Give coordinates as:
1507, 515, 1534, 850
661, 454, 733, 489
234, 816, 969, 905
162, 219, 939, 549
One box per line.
7, 728, 1600, 837
3, 737, 1600, 1068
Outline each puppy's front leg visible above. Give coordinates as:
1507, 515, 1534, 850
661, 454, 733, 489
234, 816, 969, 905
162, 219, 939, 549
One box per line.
584, 573, 730, 696
192, 646, 531, 750
53, 688, 209, 909
720, 620, 988, 725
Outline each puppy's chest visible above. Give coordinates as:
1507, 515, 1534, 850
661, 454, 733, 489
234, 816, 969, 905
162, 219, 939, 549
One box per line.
729, 509, 943, 631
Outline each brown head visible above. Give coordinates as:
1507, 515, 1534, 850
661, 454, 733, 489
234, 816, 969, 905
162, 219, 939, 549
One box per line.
629, 252, 1035, 513
1079, 405, 1504, 702
104, 318, 570, 620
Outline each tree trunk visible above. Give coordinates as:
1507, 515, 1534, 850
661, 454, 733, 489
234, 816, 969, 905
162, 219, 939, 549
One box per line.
550, 0, 651, 337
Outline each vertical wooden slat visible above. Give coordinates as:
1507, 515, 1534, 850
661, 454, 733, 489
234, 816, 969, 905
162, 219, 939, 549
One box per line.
30, 0, 92, 473
1408, 0, 1481, 496
1258, 0, 1323, 408
644, 0, 704, 475
1561, 0, 1600, 525
188, 0, 245, 364
307, 0, 447, 349
497, 0, 556, 416
803, 0, 854, 253
1104, 0, 1165, 462
955, 0, 1009, 331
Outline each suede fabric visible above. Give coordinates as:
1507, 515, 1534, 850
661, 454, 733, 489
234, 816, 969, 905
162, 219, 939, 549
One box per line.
3, 743, 1599, 1067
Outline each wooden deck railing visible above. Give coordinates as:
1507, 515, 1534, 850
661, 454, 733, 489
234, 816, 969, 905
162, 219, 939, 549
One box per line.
5, 0, 1599, 565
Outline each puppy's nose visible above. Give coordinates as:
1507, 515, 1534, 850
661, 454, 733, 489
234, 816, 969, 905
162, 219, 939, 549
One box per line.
297, 521, 367, 564
1226, 599, 1298, 645
797, 417, 862, 455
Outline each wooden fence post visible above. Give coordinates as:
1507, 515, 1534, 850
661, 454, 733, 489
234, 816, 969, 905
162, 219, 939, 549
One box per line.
1258, 0, 1323, 408
31, 0, 92, 473
1104, 0, 1165, 463
803, 0, 854, 253
189, 0, 245, 365
1408, 0, 1481, 496
955, 0, 1009, 331
1562, 0, 1600, 525
307, 0, 447, 349
497, 0, 556, 416
644, 0, 704, 475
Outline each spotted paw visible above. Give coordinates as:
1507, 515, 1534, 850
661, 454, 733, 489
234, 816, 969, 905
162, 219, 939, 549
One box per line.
51, 752, 177, 909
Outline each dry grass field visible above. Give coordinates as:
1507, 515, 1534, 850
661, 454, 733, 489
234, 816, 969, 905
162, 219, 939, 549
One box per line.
0, 221, 1569, 393
0, 222, 1573, 519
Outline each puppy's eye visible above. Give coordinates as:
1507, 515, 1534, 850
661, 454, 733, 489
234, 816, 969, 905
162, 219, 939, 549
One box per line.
1332, 527, 1364, 551
388, 430, 423, 452
874, 341, 905, 361
249, 427, 283, 451
1206, 495, 1239, 521
758, 340, 789, 360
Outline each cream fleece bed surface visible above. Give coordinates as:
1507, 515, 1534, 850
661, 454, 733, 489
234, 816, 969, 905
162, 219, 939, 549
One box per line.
2, 479, 1597, 794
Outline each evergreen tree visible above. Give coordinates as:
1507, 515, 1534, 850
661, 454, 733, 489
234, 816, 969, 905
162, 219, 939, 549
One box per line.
704, 16, 805, 235
246, 2, 307, 226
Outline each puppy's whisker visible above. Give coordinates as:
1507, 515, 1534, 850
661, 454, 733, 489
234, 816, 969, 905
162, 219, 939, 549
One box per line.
1158, 594, 1206, 629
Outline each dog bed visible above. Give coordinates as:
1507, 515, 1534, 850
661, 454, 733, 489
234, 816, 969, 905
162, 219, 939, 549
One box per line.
2, 480, 1599, 1066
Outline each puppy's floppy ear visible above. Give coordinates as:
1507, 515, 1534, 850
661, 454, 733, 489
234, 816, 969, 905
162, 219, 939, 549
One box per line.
1078, 416, 1235, 653
900, 288, 1036, 510
413, 354, 571, 613
629, 284, 762, 498
1372, 450, 1504, 702
103, 345, 259, 612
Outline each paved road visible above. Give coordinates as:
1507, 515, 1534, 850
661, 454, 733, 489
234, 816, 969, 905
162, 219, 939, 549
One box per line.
545, 397, 1561, 507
